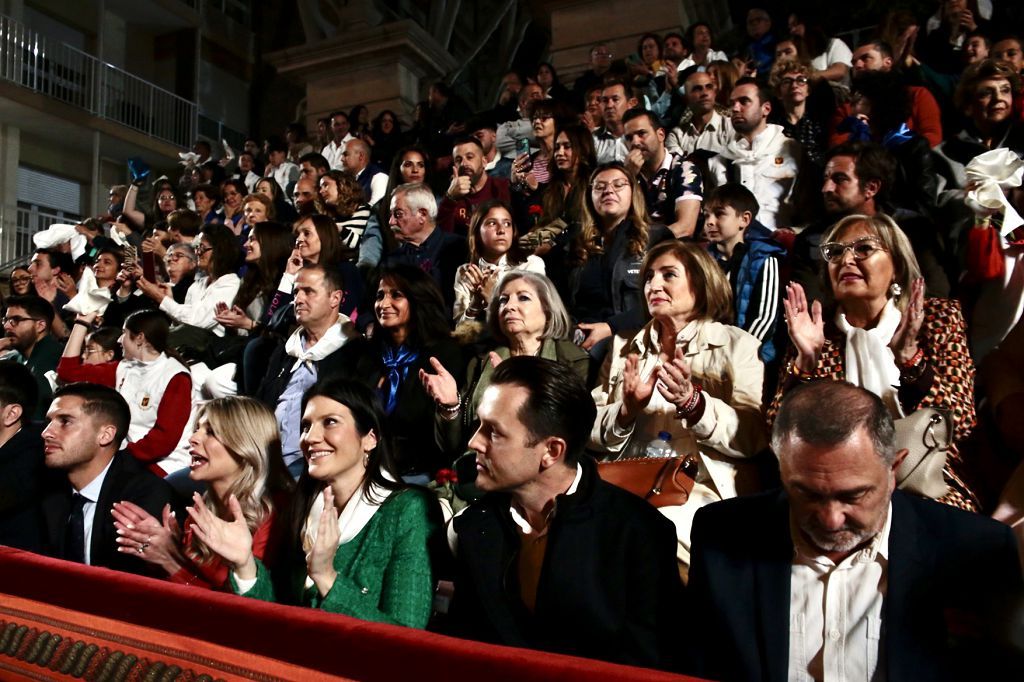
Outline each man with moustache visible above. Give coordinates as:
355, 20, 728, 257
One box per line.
437, 138, 511, 236
384, 182, 467, 315
685, 381, 1023, 681
36, 383, 175, 574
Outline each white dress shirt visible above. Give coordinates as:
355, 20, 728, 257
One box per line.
788, 504, 892, 682
76, 456, 115, 566
666, 110, 735, 157
321, 135, 355, 170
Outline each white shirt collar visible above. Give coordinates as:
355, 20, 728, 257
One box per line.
509, 462, 584, 534
76, 455, 115, 501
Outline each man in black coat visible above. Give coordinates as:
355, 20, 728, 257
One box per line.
37, 383, 175, 575
686, 381, 1024, 682
449, 356, 683, 671
0, 361, 46, 551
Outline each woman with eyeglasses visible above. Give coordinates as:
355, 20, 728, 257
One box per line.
544, 161, 673, 356
510, 99, 571, 197
136, 223, 241, 344
122, 180, 186, 232
768, 59, 826, 168
772, 213, 979, 511
8, 267, 35, 297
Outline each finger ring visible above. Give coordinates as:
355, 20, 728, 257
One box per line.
137, 544, 146, 554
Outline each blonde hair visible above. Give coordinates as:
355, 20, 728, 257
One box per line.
639, 241, 734, 324
188, 397, 286, 563
821, 213, 922, 312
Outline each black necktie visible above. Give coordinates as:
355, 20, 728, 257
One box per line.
65, 493, 87, 564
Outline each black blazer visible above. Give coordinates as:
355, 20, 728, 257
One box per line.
39, 451, 177, 576
449, 459, 684, 671
685, 489, 1024, 682
0, 425, 47, 552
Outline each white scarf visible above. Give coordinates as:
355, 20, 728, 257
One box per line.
63, 266, 112, 315
964, 148, 1024, 236
284, 313, 355, 372
301, 474, 397, 588
723, 124, 785, 165
836, 299, 904, 416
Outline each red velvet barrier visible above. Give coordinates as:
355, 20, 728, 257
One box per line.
0, 547, 702, 681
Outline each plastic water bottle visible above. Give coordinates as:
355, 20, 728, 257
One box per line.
644, 431, 676, 458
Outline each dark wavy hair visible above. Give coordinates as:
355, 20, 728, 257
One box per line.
235, 221, 294, 312
375, 264, 451, 348
200, 223, 241, 280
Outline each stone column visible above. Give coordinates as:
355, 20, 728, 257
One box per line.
265, 19, 457, 130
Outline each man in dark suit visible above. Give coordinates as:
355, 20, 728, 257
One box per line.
38, 383, 176, 575
449, 357, 683, 671
686, 381, 1024, 681
0, 361, 46, 551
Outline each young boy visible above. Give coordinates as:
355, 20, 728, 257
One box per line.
704, 183, 786, 363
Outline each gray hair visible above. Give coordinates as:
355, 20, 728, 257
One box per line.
167, 242, 196, 262
771, 381, 897, 464
487, 271, 572, 344
392, 182, 438, 221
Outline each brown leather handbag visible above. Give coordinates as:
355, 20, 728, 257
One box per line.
597, 455, 700, 507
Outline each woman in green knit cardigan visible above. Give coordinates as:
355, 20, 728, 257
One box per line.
189, 377, 440, 628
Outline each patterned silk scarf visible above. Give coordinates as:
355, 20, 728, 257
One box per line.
380, 344, 420, 415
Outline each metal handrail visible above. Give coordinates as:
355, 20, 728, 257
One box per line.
0, 14, 197, 147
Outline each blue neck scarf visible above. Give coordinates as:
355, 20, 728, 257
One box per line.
380, 344, 420, 416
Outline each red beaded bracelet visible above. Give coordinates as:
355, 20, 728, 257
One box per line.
675, 382, 704, 419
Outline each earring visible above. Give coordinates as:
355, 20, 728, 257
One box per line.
888, 282, 902, 299
362, 452, 369, 467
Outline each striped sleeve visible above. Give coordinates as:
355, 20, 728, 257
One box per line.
744, 255, 780, 343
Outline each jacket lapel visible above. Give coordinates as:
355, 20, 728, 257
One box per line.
754, 491, 794, 682
885, 492, 930, 680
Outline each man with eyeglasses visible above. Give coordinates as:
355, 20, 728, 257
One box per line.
0, 295, 60, 419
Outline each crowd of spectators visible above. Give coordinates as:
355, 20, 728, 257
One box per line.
2, 3, 1024, 677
